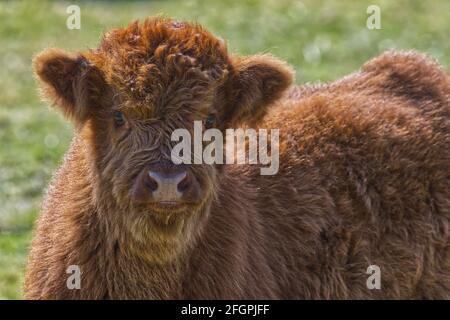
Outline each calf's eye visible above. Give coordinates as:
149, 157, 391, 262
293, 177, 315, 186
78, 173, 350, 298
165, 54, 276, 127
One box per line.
205, 114, 216, 129
113, 111, 126, 126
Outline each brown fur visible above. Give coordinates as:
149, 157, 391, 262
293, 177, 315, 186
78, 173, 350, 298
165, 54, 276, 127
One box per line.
25, 18, 450, 299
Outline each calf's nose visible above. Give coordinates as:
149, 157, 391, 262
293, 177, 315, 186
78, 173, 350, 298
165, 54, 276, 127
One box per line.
132, 163, 197, 204
147, 170, 188, 202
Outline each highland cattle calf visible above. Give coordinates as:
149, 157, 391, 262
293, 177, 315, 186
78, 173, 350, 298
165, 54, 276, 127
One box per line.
25, 18, 450, 299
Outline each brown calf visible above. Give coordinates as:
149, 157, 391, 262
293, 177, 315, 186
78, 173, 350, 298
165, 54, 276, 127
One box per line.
24, 17, 450, 299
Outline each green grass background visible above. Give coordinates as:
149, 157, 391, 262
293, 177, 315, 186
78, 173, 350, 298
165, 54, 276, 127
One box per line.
0, 0, 449, 299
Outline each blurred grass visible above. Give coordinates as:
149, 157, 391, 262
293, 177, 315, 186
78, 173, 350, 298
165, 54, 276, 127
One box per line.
0, 0, 449, 299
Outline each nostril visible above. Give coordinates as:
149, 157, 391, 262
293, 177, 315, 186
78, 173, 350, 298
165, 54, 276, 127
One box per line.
145, 172, 158, 192
177, 172, 190, 193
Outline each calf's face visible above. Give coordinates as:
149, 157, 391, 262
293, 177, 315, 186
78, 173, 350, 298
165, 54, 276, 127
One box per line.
33, 18, 293, 234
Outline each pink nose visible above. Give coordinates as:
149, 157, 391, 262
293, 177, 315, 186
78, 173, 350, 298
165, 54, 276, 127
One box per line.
132, 162, 199, 205
146, 170, 188, 201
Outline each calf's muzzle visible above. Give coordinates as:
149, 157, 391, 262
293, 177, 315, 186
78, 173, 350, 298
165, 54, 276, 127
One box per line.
132, 162, 200, 206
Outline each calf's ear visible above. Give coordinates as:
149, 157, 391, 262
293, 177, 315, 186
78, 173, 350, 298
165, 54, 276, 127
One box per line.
33, 48, 105, 124
223, 54, 294, 127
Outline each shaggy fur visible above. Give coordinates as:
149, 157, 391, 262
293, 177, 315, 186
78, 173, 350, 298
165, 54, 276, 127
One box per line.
24, 17, 450, 299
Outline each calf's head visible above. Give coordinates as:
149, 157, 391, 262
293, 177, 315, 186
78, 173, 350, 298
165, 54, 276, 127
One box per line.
34, 18, 293, 245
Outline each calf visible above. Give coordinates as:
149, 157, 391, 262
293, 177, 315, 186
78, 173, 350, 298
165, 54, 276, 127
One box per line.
25, 17, 450, 299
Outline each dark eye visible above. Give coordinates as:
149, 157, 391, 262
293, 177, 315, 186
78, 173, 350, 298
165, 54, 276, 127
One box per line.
113, 111, 125, 126
205, 114, 216, 129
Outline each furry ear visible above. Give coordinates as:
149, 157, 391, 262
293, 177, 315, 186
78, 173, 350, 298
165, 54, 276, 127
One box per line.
223, 54, 294, 127
33, 48, 105, 124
